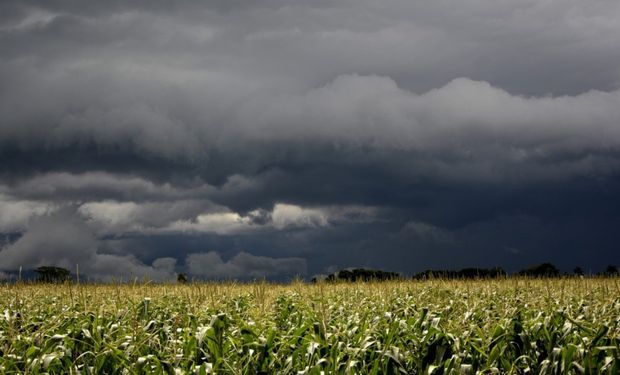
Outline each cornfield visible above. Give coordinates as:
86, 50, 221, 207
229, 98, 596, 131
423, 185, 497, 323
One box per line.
1, 278, 618, 374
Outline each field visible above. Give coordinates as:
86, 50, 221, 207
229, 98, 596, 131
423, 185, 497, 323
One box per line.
1, 279, 619, 374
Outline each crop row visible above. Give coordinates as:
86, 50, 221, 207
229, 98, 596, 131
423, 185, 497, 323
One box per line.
0, 279, 618, 374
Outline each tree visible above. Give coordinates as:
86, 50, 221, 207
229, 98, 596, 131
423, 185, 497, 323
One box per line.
34, 266, 70, 283
177, 273, 188, 284
516, 263, 560, 277
573, 267, 584, 276
321, 268, 401, 282
605, 265, 618, 276
413, 267, 506, 280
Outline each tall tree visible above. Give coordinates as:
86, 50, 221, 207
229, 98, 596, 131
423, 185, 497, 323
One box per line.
34, 266, 70, 283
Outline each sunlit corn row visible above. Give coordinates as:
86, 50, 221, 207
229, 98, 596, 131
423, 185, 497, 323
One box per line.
0, 279, 619, 374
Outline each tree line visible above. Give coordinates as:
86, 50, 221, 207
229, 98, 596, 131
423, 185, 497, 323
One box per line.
2, 263, 618, 283
313, 263, 619, 283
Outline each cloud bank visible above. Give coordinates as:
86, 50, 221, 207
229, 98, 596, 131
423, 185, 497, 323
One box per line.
186, 252, 306, 280
1, 0, 619, 278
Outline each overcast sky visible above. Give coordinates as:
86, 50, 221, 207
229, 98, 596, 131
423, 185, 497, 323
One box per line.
1, 0, 620, 281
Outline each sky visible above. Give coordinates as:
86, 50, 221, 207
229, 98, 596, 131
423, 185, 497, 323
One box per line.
1, 0, 620, 281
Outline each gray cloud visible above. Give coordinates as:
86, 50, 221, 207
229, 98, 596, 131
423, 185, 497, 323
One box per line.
7, 172, 215, 201
2, 1, 620, 168
0, 193, 56, 232
400, 221, 454, 244
186, 251, 307, 280
3, 73, 620, 187
0, 210, 176, 281
1, 1, 619, 278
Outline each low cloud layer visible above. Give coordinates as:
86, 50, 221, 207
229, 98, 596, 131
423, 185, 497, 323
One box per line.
0, 193, 55, 232
1, 1, 619, 278
0, 210, 176, 281
0, 203, 334, 280
186, 252, 306, 280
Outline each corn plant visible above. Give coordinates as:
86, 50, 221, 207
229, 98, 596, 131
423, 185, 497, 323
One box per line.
0, 278, 618, 374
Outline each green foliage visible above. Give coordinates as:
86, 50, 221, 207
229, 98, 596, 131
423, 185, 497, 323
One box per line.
0, 279, 618, 373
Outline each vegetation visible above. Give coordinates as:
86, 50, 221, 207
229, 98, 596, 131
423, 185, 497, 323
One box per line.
33, 266, 71, 283
413, 267, 506, 280
315, 268, 401, 283
177, 273, 188, 284
1, 278, 619, 374
515, 263, 561, 278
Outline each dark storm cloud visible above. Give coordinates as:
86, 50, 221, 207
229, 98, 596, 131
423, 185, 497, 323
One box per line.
1, 0, 620, 278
